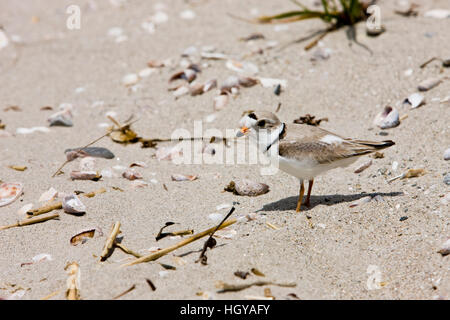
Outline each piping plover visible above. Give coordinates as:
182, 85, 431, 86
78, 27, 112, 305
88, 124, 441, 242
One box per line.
236, 111, 395, 212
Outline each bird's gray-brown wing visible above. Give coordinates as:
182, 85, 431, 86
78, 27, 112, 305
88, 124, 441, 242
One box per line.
279, 124, 394, 164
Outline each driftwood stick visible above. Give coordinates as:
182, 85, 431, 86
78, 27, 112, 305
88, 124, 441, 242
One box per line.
26, 201, 62, 217
216, 281, 297, 293
114, 242, 142, 258
0, 213, 60, 231
100, 222, 121, 261
122, 219, 237, 267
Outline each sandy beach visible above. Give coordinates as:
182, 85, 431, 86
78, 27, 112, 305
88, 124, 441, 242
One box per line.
0, 0, 449, 300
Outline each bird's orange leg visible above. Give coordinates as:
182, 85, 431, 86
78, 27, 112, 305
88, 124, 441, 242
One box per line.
296, 180, 305, 212
304, 179, 314, 207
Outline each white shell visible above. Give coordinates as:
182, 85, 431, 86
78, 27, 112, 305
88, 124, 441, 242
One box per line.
16, 127, 50, 134
258, 77, 287, 89
39, 187, 58, 202
173, 85, 189, 97
424, 9, 450, 19
354, 160, 373, 173
122, 169, 143, 180
0, 30, 10, 50
79, 157, 96, 171
0, 183, 23, 207
138, 68, 156, 78
62, 195, 86, 214
226, 60, 259, 75
418, 77, 441, 91
373, 106, 400, 129
214, 94, 229, 110
122, 73, 139, 86
151, 11, 169, 24
180, 10, 196, 20
208, 213, 224, 223
444, 148, 450, 161
404, 93, 424, 108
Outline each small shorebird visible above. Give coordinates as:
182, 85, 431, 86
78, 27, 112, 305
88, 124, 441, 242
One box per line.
236, 111, 395, 212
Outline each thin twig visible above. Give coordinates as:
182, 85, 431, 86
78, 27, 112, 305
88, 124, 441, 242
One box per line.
112, 284, 136, 300
196, 207, 235, 265
51, 120, 139, 178
122, 219, 237, 267
0, 213, 60, 231
100, 222, 121, 261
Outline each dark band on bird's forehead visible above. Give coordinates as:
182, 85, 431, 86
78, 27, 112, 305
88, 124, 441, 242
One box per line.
248, 113, 257, 120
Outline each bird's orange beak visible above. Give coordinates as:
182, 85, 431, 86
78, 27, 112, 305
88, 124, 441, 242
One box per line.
236, 126, 249, 137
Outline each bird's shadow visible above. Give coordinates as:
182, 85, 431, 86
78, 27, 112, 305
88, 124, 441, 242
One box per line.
258, 191, 404, 212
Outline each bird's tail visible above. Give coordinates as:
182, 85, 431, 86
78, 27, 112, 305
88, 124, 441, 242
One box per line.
347, 139, 395, 157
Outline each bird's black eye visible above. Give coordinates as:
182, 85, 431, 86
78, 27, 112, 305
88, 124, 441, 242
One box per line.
257, 120, 266, 127
248, 113, 257, 120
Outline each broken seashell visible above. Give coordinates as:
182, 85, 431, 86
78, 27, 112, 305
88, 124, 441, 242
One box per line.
208, 213, 223, 223
201, 52, 228, 60
171, 174, 198, 182
147, 60, 165, 68
373, 106, 400, 129
122, 73, 139, 86
130, 180, 149, 189
39, 187, 58, 202
17, 203, 33, 216
0, 183, 23, 207
172, 85, 190, 97
424, 9, 450, 19
418, 77, 441, 91
122, 169, 143, 180
189, 83, 205, 96
169, 67, 198, 83
62, 195, 86, 215
130, 161, 148, 168
155, 146, 183, 161
258, 77, 287, 89
180, 9, 196, 20
354, 160, 373, 173
70, 171, 102, 181
238, 76, 259, 88
151, 11, 169, 24
225, 179, 269, 196
16, 127, 50, 134
226, 60, 259, 75
438, 239, 450, 256
349, 196, 372, 208
79, 157, 96, 171
70, 229, 96, 246
311, 47, 332, 61
32, 253, 53, 263
0, 29, 9, 50
444, 148, 450, 161
203, 79, 217, 92
138, 68, 156, 78
213, 94, 229, 110
220, 76, 240, 94
394, 0, 418, 16
403, 93, 424, 108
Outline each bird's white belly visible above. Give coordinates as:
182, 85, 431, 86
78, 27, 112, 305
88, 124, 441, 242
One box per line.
277, 155, 359, 180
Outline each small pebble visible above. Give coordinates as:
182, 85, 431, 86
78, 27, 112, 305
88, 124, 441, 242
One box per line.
444, 173, 450, 185
444, 148, 450, 161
